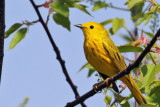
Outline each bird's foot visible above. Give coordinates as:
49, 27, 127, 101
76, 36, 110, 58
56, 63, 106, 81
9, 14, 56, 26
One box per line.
104, 78, 112, 87
93, 78, 113, 92
93, 81, 103, 92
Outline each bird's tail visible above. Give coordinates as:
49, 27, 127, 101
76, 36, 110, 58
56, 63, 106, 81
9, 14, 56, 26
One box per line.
121, 74, 147, 104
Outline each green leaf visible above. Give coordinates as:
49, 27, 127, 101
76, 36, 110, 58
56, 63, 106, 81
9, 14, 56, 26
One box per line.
157, 5, 160, 13
88, 69, 96, 77
5, 23, 23, 38
85, 64, 96, 77
132, 13, 144, 21
146, 86, 160, 105
104, 95, 112, 105
85, 63, 94, 69
9, 28, 27, 50
144, 15, 153, 26
53, 13, 70, 31
51, 1, 69, 17
124, 0, 130, 5
144, 6, 157, 26
118, 45, 143, 53
112, 18, 124, 34
149, 80, 160, 87
143, 31, 154, 38
122, 35, 133, 42
131, 3, 144, 21
77, 62, 89, 73
136, 17, 146, 26
65, 0, 82, 6
109, 28, 114, 35
140, 64, 160, 93
73, 3, 91, 15
127, 0, 145, 10
113, 93, 131, 106
17, 97, 29, 107
120, 100, 130, 107
136, 5, 158, 26
100, 19, 113, 26
117, 40, 143, 53
65, 0, 90, 15
77, 62, 96, 77
135, 3, 144, 15
112, 104, 117, 107
136, 81, 143, 89
139, 104, 158, 107
92, 1, 108, 11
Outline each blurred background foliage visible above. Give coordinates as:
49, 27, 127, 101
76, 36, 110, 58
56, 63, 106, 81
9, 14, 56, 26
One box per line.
5, 0, 160, 106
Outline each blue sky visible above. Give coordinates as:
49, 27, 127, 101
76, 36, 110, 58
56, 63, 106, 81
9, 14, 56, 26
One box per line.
0, 0, 147, 107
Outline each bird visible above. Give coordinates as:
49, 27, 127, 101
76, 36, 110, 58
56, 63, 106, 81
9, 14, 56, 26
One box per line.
74, 22, 147, 104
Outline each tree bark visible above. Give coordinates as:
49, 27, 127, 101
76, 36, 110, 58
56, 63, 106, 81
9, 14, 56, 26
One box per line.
0, 0, 5, 84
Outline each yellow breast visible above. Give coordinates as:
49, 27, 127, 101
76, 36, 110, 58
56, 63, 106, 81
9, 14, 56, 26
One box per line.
84, 39, 118, 77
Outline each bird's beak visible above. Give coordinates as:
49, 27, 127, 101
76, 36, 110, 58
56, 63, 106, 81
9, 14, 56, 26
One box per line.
74, 24, 85, 28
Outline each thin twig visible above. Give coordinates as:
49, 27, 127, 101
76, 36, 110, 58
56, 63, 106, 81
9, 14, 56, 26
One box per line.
143, 4, 151, 13
31, 20, 39, 23
22, 19, 40, 25
46, 14, 50, 26
123, 26, 136, 40
65, 28, 160, 107
123, 56, 134, 62
37, 0, 53, 8
0, 0, 5, 84
30, 0, 86, 107
110, 86, 126, 106
46, 9, 52, 26
108, 3, 129, 12
148, 52, 157, 65
37, 4, 44, 8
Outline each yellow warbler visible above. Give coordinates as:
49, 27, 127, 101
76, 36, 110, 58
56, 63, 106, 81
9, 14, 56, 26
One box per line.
75, 22, 147, 104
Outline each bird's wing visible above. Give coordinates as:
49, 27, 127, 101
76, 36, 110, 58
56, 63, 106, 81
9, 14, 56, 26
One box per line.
102, 39, 147, 104
102, 40, 132, 84
102, 39, 127, 71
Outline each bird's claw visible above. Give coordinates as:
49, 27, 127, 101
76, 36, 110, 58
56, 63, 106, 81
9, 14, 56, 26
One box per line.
93, 81, 103, 92
104, 78, 112, 87
93, 78, 113, 92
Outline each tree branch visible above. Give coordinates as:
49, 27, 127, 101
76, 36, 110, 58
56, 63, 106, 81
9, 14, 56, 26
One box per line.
0, 0, 5, 84
29, 0, 86, 107
65, 28, 160, 107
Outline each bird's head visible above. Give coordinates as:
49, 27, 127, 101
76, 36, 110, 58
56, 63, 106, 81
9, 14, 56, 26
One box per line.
74, 22, 109, 40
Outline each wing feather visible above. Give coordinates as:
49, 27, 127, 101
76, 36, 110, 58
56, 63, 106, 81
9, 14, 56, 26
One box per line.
102, 40, 127, 71
102, 38, 132, 83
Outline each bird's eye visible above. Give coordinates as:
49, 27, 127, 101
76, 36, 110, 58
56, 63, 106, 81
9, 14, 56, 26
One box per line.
90, 25, 94, 29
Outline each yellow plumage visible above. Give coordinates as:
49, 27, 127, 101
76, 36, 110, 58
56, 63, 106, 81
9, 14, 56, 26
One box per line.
75, 22, 147, 104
